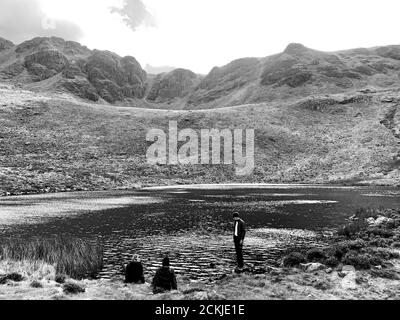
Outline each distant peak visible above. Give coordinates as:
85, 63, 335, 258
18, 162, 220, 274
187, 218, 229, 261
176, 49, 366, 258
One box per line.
145, 64, 177, 75
284, 43, 308, 54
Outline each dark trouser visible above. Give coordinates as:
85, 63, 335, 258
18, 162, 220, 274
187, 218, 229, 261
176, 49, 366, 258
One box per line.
234, 237, 244, 268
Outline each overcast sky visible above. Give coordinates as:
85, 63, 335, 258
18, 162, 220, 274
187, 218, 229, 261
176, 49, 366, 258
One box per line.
1, 0, 400, 74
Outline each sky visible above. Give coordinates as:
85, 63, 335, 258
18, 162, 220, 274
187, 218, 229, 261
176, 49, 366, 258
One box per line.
1, 0, 400, 74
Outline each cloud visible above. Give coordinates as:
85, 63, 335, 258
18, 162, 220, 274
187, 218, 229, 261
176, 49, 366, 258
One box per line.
110, 0, 156, 31
0, 0, 83, 44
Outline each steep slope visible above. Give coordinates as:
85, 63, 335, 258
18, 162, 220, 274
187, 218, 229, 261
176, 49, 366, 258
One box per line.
146, 68, 201, 104
0, 83, 398, 195
187, 58, 262, 108
0, 37, 147, 103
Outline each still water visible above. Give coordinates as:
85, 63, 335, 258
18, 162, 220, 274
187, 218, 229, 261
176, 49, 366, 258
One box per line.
0, 184, 399, 280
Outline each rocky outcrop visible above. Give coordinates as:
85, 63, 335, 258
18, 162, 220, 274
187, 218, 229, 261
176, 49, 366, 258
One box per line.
199, 58, 260, 91
57, 78, 99, 102
25, 50, 69, 72
16, 37, 91, 57
1, 62, 25, 78
259, 42, 400, 92
147, 68, 198, 102
186, 42, 400, 108
84, 50, 147, 102
261, 55, 313, 87
0, 37, 147, 103
24, 50, 69, 81
283, 43, 309, 55
62, 64, 85, 79
261, 44, 349, 88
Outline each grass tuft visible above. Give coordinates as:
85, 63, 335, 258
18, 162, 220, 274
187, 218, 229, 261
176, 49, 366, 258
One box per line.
283, 252, 306, 267
342, 251, 380, 270
0, 272, 24, 284
63, 280, 86, 294
306, 248, 326, 262
55, 274, 67, 284
30, 280, 43, 288
0, 237, 103, 279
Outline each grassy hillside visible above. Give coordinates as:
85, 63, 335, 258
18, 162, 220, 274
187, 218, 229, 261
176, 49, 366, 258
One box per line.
0, 83, 398, 195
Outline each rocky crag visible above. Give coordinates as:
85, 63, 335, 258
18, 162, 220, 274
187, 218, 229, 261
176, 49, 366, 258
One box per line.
0, 37, 146, 103
2, 37, 400, 110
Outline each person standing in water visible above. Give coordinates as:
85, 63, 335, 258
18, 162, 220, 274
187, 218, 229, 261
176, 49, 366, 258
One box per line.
233, 212, 246, 270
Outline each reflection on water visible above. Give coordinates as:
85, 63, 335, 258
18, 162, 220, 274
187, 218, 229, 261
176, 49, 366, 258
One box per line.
0, 185, 399, 280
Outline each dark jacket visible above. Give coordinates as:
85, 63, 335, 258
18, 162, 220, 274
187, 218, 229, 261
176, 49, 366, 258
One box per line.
152, 266, 177, 293
234, 219, 246, 241
125, 261, 145, 284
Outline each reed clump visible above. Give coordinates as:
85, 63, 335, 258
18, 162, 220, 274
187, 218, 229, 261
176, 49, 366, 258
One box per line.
0, 237, 103, 279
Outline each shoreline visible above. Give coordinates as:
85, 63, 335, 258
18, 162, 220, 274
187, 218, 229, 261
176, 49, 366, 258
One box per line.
1, 264, 400, 300
1, 208, 400, 300
1, 180, 399, 198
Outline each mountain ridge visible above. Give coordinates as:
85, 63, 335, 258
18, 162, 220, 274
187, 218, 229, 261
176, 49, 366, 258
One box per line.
2, 36, 400, 110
